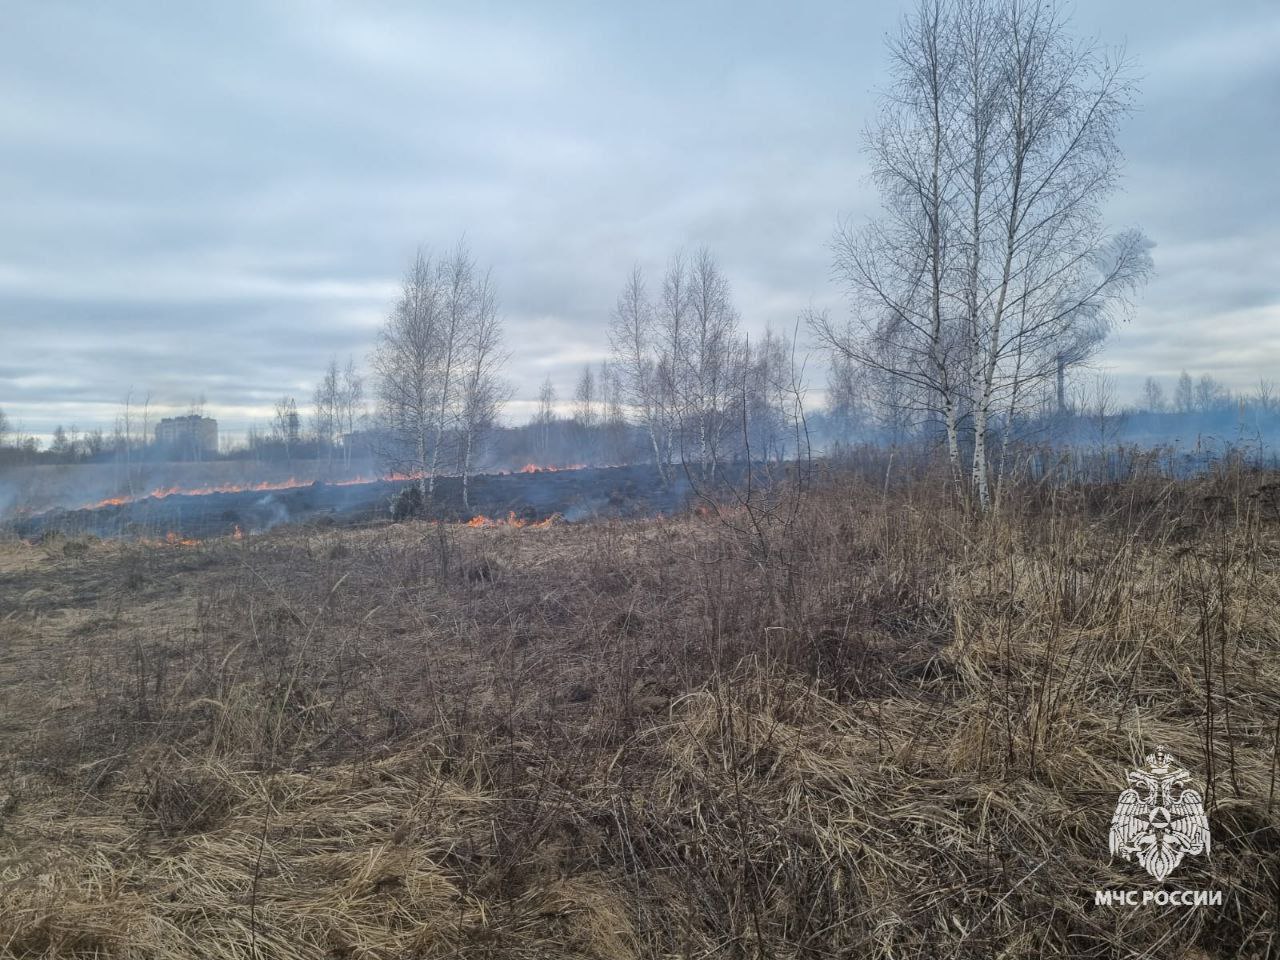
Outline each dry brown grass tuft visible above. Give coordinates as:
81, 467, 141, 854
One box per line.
1, 465, 1278, 957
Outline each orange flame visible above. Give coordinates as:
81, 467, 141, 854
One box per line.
463, 511, 559, 529
512, 463, 586, 474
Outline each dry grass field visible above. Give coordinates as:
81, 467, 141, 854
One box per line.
2, 467, 1278, 958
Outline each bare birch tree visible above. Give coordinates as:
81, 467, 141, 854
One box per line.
273, 396, 301, 461
657, 252, 692, 473
683, 249, 742, 478
313, 357, 341, 467
815, 0, 967, 485
375, 242, 504, 499
457, 269, 508, 507
374, 250, 443, 495
610, 251, 743, 480
534, 376, 557, 458
608, 266, 669, 481
338, 357, 364, 466
961, 2, 1149, 507
1141, 376, 1165, 413
572, 366, 597, 428
816, 0, 1150, 510
1174, 370, 1195, 414
425, 242, 477, 496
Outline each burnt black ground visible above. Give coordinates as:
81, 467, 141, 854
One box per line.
8, 464, 699, 541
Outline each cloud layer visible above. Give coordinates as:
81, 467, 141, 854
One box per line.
2, 0, 1277, 441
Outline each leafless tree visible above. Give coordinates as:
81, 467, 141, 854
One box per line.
1254, 378, 1277, 416
962, 3, 1149, 507
374, 242, 498, 498
457, 269, 508, 507
424, 241, 479, 495
338, 357, 365, 466
572, 365, 597, 428
50, 425, 71, 458
682, 249, 742, 478
1174, 370, 1195, 414
656, 253, 693, 473
817, 0, 1150, 510
1081, 372, 1125, 448
84, 428, 105, 459
763, 324, 812, 466
610, 251, 744, 480
374, 250, 441, 493
600, 360, 628, 462
608, 266, 669, 480
570, 364, 599, 463
744, 327, 804, 464
1195, 373, 1229, 412
115, 389, 152, 493
313, 358, 341, 467
534, 376, 557, 458
815, 0, 967, 484
273, 396, 301, 461
824, 350, 868, 444
1141, 376, 1166, 413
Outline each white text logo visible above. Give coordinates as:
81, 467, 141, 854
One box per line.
1108, 747, 1210, 882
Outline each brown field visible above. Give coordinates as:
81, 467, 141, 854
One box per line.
1, 468, 1278, 958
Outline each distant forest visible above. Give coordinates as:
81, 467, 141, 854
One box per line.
2, 366, 1275, 473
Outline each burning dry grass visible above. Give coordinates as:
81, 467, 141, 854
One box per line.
0, 467, 1278, 958
34, 462, 594, 516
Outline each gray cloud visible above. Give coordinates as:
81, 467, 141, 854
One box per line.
1, 0, 1278, 442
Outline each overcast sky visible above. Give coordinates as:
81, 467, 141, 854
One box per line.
2, 0, 1278, 442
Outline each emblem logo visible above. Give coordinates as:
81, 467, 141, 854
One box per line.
1109, 747, 1210, 882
